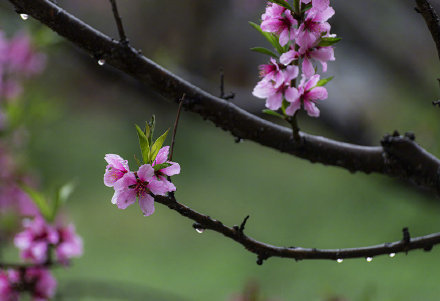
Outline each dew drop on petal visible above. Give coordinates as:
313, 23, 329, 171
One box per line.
20, 14, 29, 20
389, 253, 396, 258
98, 59, 106, 66
366, 257, 373, 262
336, 258, 343, 263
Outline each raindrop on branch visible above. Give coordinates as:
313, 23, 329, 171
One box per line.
192, 222, 205, 234
389, 253, 396, 258
20, 14, 29, 20
98, 59, 106, 66
336, 258, 343, 263
366, 257, 373, 262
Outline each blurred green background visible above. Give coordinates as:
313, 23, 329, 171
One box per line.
1, 0, 440, 300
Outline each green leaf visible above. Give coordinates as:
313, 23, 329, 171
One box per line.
150, 129, 169, 163
316, 76, 334, 87
135, 124, 150, 164
301, 3, 312, 13
262, 109, 285, 119
146, 115, 156, 146
250, 47, 279, 58
318, 37, 342, 47
153, 163, 172, 171
21, 185, 51, 221
52, 182, 75, 221
267, 0, 293, 11
248, 22, 284, 54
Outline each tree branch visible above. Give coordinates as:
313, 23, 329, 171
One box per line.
415, 0, 440, 61
155, 194, 440, 262
6, 0, 440, 194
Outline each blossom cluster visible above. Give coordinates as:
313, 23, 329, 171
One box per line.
0, 31, 46, 102
0, 268, 56, 301
14, 216, 83, 265
252, 0, 337, 118
104, 145, 180, 216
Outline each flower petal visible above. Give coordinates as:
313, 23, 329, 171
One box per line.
307, 86, 328, 101
137, 164, 155, 181
161, 162, 180, 176
154, 146, 169, 165
304, 100, 320, 117
148, 179, 169, 196
139, 194, 155, 216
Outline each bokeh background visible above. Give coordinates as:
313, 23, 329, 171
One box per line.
1, 0, 440, 300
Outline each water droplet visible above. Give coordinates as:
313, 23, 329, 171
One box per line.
20, 14, 29, 20
98, 59, 106, 66
389, 253, 396, 258
366, 257, 373, 262
336, 258, 343, 263
195, 228, 204, 234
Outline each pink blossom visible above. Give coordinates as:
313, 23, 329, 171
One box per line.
259, 57, 291, 88
24, 268, 56, 301
153, 146, 180, 192
0, 270, 18, 301
296, 6, 335, 52
104, 154, 130, 187
261, 5, 297, 46
112, 164, 169, 216
7, 33, 46, 75
280, 46, 335, 78
253, 64, 298, 110
285, 74, 328, 117
14, 216, 59, 263
55, 224, 83, 265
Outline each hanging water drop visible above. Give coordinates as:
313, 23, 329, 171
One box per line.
20, 14, 29, 20
366, 257, 373, 262
389, 253, 396, 258
336, 258, 343, 263
192, 222, 205, 234
98, 59, 106, 66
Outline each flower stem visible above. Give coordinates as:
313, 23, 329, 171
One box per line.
288, 112, 300, 142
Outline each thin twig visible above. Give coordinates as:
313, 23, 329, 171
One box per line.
108, 0, 128, 44
155, 194, 440, 262
169, 94, 184, 161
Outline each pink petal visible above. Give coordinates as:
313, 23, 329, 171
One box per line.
161, 162, 180, 176
265, 92, 283, 110
310, 47, 335, 62
284, 65, 299, 81
302, 57, 315, 78
112, 189, 136, 209
104, 154, 129, 172
285, 100, 301, 116
253, 80, 276, 99
284, 86, 300, 104
314, 7, 335, 22
280, 50, 296, 65
137, 164, 154, 181
305, 74, 320, 90
312, 0, 329, 11
279, 29, 291, 46
139, 194, 155, 216
147, 179, 169, 196
307, 86, 328, 101
114, 172, 136, 191
304, 100, 320, 117
158, 175, 177, 192
154, 146, 169, 165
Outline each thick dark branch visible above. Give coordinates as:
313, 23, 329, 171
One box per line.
155, 195, 440, 262
416, 0, 440, 61
7, 0, 440, 194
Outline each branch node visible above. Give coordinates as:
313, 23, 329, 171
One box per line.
404, 132, 416, 141
256, 254, 269, 266
239, 215, 250, 233
219, 68, 235, 100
